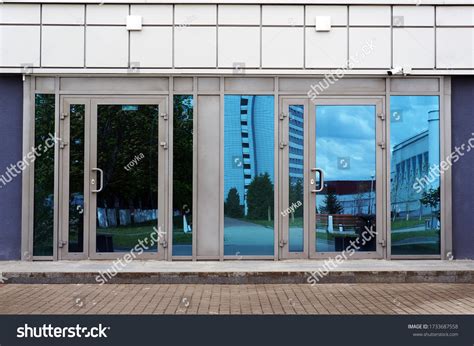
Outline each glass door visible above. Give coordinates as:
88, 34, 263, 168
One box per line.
89, 98, 168, 259
309, 98, 385, 259
59, 97, 168, 260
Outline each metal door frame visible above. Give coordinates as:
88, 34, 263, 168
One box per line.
59, 95, 169, 260
308, 97, 386, 259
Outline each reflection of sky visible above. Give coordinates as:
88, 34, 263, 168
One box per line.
316, 105, 375, 181
390, 96, 439, 150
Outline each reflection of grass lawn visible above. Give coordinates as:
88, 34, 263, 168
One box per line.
391, 219, 426, 230
173, 228, 192, 244
97, 222, 157, 248
391, 229, 439, 242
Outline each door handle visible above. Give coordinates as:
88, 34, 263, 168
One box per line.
311, 168, 324, 193
91, 168, 104, 193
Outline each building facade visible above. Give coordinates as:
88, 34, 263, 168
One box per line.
0, 1, 473, 261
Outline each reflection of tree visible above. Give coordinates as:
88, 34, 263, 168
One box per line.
97, 105, 158, 213
420, 187, 440, 226
247, 173, 274, 221
173, 96, 193, 219
33, 95, 55, 256
289, 177, 303, 217
224, 188, 244, 218
320, 189, 343, 215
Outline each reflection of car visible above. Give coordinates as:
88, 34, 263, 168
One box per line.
44, 194, 54, 207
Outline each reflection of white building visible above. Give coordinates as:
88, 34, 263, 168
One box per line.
391, 110, 439, 217
289, 105, 304, 180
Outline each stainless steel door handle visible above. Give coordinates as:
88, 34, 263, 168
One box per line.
311, 168, 324, 193
91, 168, 104, 193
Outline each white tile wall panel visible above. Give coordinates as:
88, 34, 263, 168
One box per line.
42, 4, 85, 25
218, 5, 260, 25
130, 27, 173, 67
392, 6, 434, 27
262, 5, 304, 26
349, 28, 391, 68
218, 27, 260, 68
86, 4, 128, 25
174, 26, 216, 67
262, 27, 304, 68
305, 6, 348, 26
393, 28, 434, 68
349, 6, 391, 26
436, 28, 474, 68
305, 28, 347, 68
42, 26, 84, 67
0, 4, 40, 24
437, 6, 474, 26
175, 5, 216, 25
0, 26, 40, 67
130, 5, 173, 25
86, 27, 128, 67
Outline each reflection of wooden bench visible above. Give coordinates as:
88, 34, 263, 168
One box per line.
317, 214, 376, 251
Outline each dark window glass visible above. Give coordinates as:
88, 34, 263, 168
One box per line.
173, 95, 193, 256
33, 94, 56, 256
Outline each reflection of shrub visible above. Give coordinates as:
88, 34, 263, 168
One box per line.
247, 173, 274, 221
225, 188, 244, 218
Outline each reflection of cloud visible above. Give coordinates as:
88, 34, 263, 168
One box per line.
316, 106, 376, 181
390, 96, 439, 150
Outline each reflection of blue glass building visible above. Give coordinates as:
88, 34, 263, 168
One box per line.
289, 105, 304, 180
224, 96, 274, 211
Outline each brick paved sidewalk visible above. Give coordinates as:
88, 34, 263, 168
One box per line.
0, 283, 473, 315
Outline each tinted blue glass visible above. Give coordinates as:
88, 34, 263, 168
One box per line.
224, 95, 274, 256
390, 96, 440, 255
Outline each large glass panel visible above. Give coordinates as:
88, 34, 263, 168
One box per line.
288, 105, 304, 252
33, 94, 56, 256
224, 95, 274, 256
390, 96, 440, 255
68, 105, 85, 252
315, 105, 377, 253
173, 96, 193, 256
96, 105, 159, 253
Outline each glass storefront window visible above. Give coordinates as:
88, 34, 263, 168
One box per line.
33, 94, 56, 256
224, 95, 274, 256
390, 96, 440, 255
173, 95, 193, 256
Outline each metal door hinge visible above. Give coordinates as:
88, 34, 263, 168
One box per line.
59, 141, 68, 149
279, 240, 287, 248
378, 239, 386, 247
377, 141, 386, 149
279, 112, 287, 120
160, 113, 168, 120
58, 240, 67, 248
377, 112, 385, 121
160, 141, 168, 150
60, 112, 69, 120
160, 240, 168, 248
279, 141, 287, 149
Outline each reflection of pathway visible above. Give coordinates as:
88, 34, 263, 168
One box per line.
391, 225, 428, 234
392, 237, 439, 246
224, 217, 273, 255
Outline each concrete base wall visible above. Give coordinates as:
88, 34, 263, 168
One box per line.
0, 75, 23, 260
452, 76, 474, 259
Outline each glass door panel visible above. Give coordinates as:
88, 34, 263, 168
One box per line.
310, 99, 384, 258
90, 99, 167, 259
